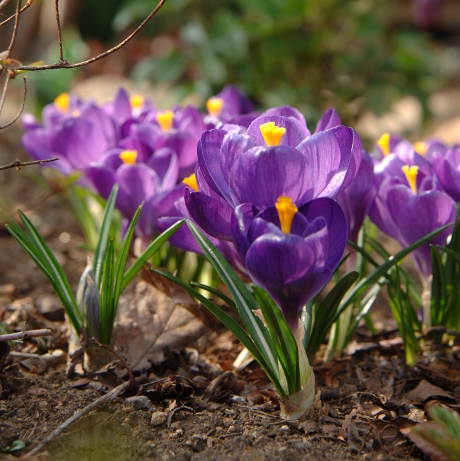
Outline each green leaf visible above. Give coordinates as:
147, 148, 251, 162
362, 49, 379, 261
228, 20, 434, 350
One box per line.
437, 245, 460, 263
99, 239, 114, 345
253, 286, 300, 394
93, 184, 119, 288
152, 267, 285, 395
9, 440, 25, 452
335, 223, 453, 321
190, 282, 237, 311
121, 219, 185, 292
300, 300, 313, 351
109, 204, 143, 343
430, 244, 446, 326
15, 211, 82, 333
307, 271, 359, 355
187, 220, 280, 383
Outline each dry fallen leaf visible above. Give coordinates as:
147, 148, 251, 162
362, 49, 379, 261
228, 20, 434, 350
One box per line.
111, 282, 208, 372
405, 380, 457, 404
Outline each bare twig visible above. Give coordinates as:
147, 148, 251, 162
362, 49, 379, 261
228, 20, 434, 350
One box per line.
89, 337, 135, 390
0, 328, 51, 342
23, 380, 131, 457
15, 0, 167, 71
54, 0, 64, 63
0, 75, 26, 129
0, 157, 59, 171
0, 71, 11, 114
0, 0, 32, 27
5, 0, 21, 59
167, 405, 195, 428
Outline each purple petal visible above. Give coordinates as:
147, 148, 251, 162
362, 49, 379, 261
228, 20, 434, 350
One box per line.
229, 146, 314, 207
262, 106, 310, 137
432, 155, 460, 202
197, 129, 229, 200
298, 197, 348, 270
231, 204, 258, 258
158, 217, 204, 254
337, 128, 362, 194
185, 189, 233, 240
246, 234, 316, 330
315, 108, 341, 133
217, 85, 255, 116
296, 126, 355, 200
146, 147, 179, 190
246, 115, 306, 148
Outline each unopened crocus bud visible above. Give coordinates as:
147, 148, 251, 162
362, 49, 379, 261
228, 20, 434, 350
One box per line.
83, 274, 101, 341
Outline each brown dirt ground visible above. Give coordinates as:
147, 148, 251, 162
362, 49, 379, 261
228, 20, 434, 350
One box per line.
0, 127, 459, 461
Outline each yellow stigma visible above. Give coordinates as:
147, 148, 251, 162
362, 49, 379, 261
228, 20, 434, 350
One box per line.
71, 109, 80, 118
119, 150, 138, 165
377, 133, 390, 157
206, 97, 224, 117
183, 173, 198, 192
54, 93, 70, 112
260, 122, 286, 147
156, 110, 174, 132
130, 94, 145, 110
413, 141, 428, 156
402, 165, 418, 194
276, 196, 298, 234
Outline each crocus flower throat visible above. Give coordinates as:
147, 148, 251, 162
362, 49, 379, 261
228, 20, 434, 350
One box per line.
54, 93, 70, 112
206, 97, 224, 117
260, 122, 286, 146
413, 141, 428, 156
377, 133, 390, 157
276, 196, 298, 234
156, 110, 174, 132
183, 173, 198, 191
402, 165, 418, 194
119, 150, 138, 165
130, 95, 145, 110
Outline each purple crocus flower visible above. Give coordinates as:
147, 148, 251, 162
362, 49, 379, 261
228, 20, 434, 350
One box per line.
185, 110, 362, 241
431, 145, 460, 202
22, 94, 117, 176
369, 163, 457, 281
413, 0, 444, 29
205, 85, 258, 127
88, 148, 185, 243
231, 197, 348, 332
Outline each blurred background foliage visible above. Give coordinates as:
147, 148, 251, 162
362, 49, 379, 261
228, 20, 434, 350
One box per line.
13, 0, 460, 128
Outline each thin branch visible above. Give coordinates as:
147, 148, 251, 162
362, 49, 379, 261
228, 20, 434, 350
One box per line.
0, 71, 11, 115
0, 75, 26, 129
0, 0, 32, 27
0, 157, 59, 171
23, 380, 131, 457
0, 329, 51, 342
5, 0, 21, 59
15, 0, 167, 71
54, 0, 64, 63
89, 337, 135, 390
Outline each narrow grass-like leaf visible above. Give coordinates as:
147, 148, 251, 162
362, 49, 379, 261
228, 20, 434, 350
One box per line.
308, 271, 359, 355
110, 204, 143, 342
430, 244, 446, 326
152, 268, 285, 395
300, 300, 313, 351
17, 211, 81, 326
437, 245, 460, 263
99, 239, 114, 345
253, 286, 300, 394
190, 282, 237, 311
335, 224, 452, 321
121, 219, 185, 292
93, 184, 119, 288
187, 221, 280, 383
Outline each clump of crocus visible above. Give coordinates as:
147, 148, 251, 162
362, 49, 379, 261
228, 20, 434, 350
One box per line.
22, 93, 117, 177
370, 155, 457, 284
6, 184, 184, 371
159, 107, 360, 418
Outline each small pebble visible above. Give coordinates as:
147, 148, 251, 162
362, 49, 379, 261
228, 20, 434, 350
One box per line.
281, 425, 290, 433
176, 429, 184, 437
151, 411, 167, 427
124, 396, 150, 410
228, 425, 236, 433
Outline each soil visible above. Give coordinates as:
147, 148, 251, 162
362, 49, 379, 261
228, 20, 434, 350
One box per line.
0, 127, 459, 461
